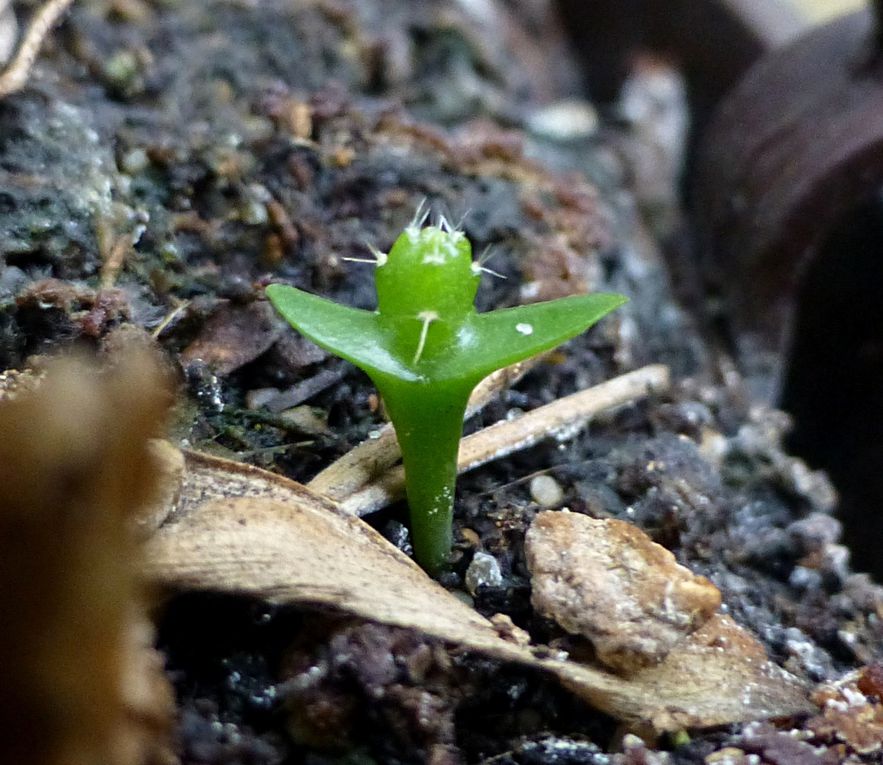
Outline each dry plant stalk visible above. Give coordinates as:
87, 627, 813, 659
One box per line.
98, 219, 136, 289
0, 0, 75, 99
0, 352, 175, 765
336, 363, 670, 516
309, 357, 541, 501
162, 365, 670, 526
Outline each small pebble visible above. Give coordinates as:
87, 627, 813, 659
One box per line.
245, 387, 280, 410
526, 98, 599, 141
381, 520, 412, 555
102, 49, 142, 96
120, 147, 149, 175
465, 552, 503, 596
459, 527, 480, 548
279, 406, 330, 436
529, 475, 564, 507
240, 199, 268, 226
526, 511, 721, 672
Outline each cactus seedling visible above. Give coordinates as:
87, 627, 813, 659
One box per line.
266, 212, 627, 572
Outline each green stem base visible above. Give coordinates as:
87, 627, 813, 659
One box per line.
376, 378, 472, 574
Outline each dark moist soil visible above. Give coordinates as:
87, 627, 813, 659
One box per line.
2, 2, 882, 764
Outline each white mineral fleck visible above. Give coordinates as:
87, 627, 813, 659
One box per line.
526, 99, 599, 141
465, 551, 503, 596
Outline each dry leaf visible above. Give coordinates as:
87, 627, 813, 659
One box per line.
590, 613, 812, 732
138, 440, 185, 535
149, 495, 499, 643
146, 492, 812, 732
180, 301, 285, 375
174, 448, 340, 522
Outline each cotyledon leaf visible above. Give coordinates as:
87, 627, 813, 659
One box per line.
265, 284, 418, 382
435, 292, 629, 384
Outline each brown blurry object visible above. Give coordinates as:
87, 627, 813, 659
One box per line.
695, 7, 883, 395
555, 0, 805, 122
695, 4, 883, 577
0, 353, 176, 765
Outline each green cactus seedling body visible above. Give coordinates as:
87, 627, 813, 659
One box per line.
266, 215, 627, 572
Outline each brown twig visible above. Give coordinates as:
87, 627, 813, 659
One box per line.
335, 364, 671, 517
99, 234, 133, 288
307, 357, 542, 501
0, 0, 75, 99
150, 299, 191, 339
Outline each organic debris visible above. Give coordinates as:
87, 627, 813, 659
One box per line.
180, 301, 285, 377
808, 667, 883, 755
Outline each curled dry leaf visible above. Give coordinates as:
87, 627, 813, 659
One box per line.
525, 510, 721, 672
137, 440, 185, 535
180, 300, 286, 376
146, 490, 812, 732
148, 495, 498, 642
173, 448, 338, 523
600, 613, 811, 732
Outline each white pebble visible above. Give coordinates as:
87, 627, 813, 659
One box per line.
530, 475, 564, 507
526, 99, 599, 141
465, 552, 503, 596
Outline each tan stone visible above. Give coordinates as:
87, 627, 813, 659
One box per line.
525, 510, 721, 672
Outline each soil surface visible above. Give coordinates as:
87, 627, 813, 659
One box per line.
2, 1, 882, 763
